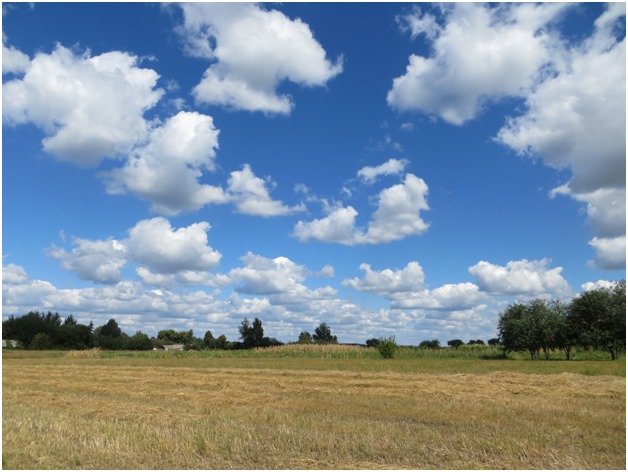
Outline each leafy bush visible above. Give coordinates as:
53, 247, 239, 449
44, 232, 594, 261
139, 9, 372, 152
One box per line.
377, 336, 397, 359
419, 339, 441, 349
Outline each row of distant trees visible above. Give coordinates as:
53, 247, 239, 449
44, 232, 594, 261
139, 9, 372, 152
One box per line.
3, 282, 624, 357
1, 313, 341, 351
498, 281, 625, 360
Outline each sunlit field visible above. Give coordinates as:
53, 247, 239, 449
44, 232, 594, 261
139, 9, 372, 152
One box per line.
3, 346, 625, 469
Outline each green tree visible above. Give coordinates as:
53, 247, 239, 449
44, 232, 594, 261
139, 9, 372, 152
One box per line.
30, 332, 54, 350
313, 322, 337, 344
498, 299, 564, 360
100, 319, 122, 338
125, 331, 153, 350
377, 336, 397, 359
215, 334, 229, 350
157, 329, 194, 345
419, 339, 440, 349
95, 318, 125, 349
568, 281, 626, 360
2, 311, 63, 348
203, 330, 216, 348
239, 318, 265, 348
297, 331, 313, 344
447, 339, 464, 349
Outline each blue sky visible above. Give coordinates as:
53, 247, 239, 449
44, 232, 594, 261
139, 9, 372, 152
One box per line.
2, 2, 626, 345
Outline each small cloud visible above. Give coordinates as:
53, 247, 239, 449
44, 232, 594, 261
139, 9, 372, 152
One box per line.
357, 158, 409, 184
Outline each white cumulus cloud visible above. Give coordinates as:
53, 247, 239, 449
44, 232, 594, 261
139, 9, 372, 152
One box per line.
103, 111, 227, 215
177, 2, 342, 114
388, 3, 567, 124
343, 261, 426, 295
293, 173, 429, 245
357, 158, 409, 184
227, 164, 305, 217
2, 36, 30, 74
391, 283, 487, 311
3, 44, 163, 165
497, 3, 626, 270
468, 258, 573, 299
46, 217, 224, 284
126, 217, 222, 274
47, 238, 128, 284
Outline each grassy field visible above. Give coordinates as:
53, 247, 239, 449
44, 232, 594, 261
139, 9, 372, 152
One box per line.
2, 346, 626, 469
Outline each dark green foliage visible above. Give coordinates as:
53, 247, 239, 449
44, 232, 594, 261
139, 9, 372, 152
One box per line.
447, 339, 464, 349
125, 331, 153, 350
497, 283, 625, 361
467, 339, 485, 345
419, 339, 440, 349
94, 319, 126, 349
100, 318, 122, 338
237, 318, 280, 349
298, 331, 313, 344
214, 334, 229, 350
29, 332, 54, 350
2, 311, 92, 349
157, 329, 194, 345
377, 336, 397, 359
568, 281, 626, 360
498, 300, 563, 360
239, 318, 264, 348
365, 338, 379, 348
313, 322, 338, 344
487, 338, 500, 346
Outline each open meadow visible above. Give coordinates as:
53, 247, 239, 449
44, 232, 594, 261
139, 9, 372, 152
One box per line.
2, 345, 626, 469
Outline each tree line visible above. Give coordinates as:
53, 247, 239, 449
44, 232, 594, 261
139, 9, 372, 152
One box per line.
1, 313, 340, 351
498, 280, 625, 360
3, 281, 624, 358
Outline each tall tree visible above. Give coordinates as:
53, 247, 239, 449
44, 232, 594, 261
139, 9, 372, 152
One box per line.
239, 317, 265, 348
568, 281, 626, 360
313, 322, 337, 344
298, 331, 313, 344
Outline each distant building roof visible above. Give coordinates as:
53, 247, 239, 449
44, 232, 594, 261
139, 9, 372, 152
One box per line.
162, 344, 185, 351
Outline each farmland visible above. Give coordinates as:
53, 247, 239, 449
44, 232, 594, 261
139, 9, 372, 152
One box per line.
2, 346, 625, 469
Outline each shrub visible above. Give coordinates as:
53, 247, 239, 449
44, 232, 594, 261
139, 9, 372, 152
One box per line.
30, 332, 54, 350
377, 336, 397, 359
419, 339, 441, 349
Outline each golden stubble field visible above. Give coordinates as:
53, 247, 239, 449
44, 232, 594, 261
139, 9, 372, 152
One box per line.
2, 351, 625, 470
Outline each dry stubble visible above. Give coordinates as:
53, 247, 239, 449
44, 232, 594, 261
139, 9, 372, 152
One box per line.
2, 360, 625, 469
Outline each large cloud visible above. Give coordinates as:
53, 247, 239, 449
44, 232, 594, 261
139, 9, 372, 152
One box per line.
47, 239, 128, 284
229, 252, 309, 295
389, 3, 626, 271
47, 218, 222, 284
343, 262, 425, 295
468, 258, 573, 299
2, 35, 30, 74
177, 2, 342, 114
103, 111, 228, 215
343, 261, 486, 311
497, 3, 626, 270
387, 3, 567, 124
126, 217, 222, 274
3, 44, 163, 165
293, 173, 429, 245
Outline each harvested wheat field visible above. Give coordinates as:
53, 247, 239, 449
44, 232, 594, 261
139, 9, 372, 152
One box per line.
2, 353, 625, 469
